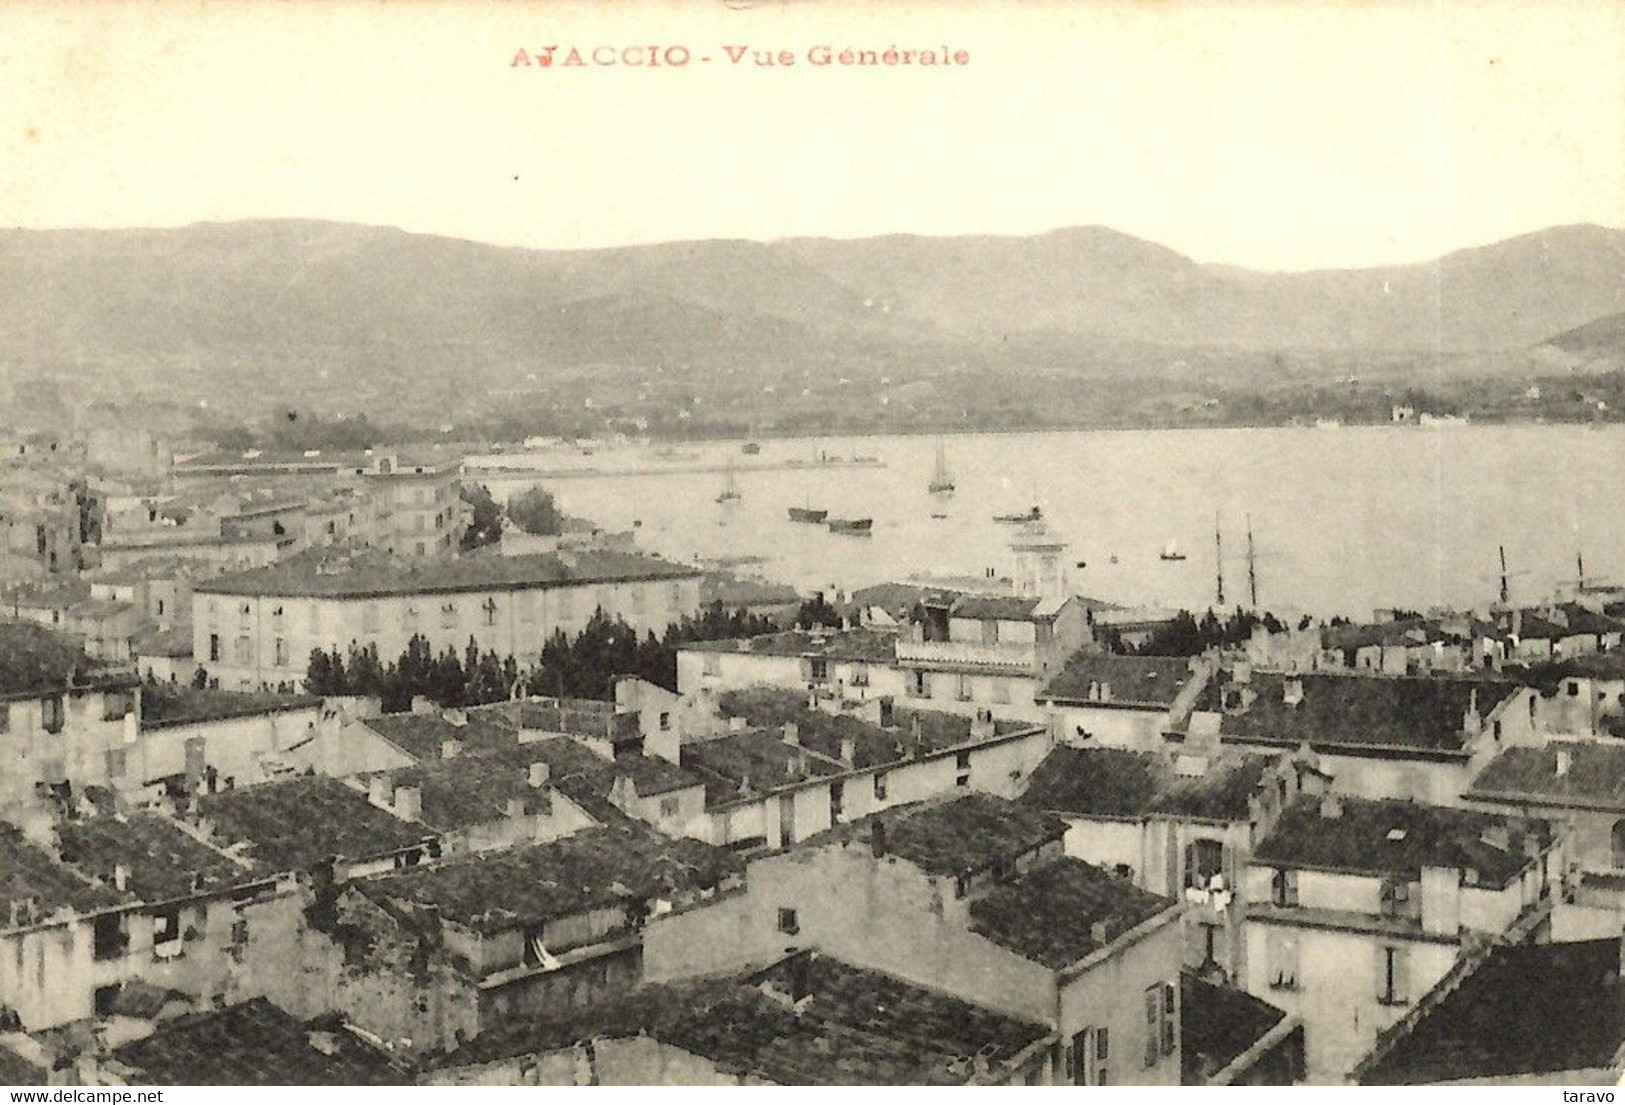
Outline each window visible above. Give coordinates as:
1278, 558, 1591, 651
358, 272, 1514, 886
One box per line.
274, 638, 289, 667
238, 603, 251, 629
41, 695, 64, 734
1377, 945, 1409, 1005
1271, 867, 1298, 907
955, 750, 971, 787
668, 583, 682, 610
873, 772, 888, 801
829, 781, 844, 824
403, 605, 420, 630
105, 747, 127, 778
703, 653, 721, 677
1267, 930, 1299, 990
153, 907, 182, 951
440, 602, 457, 629
1186, 839, 1226, 888
659, 711, 671, 731
909, 669, 928, 698
1161, 981, 1176, 1055
483, 597, 498, 626
808, 658, 829, 683
981, 619, 1000, 645
92, 913, 125, 960
1569, 681, 1581, 697
1379, 877, 1411, 919
208, 633, 221, 662
234, 635, 252, 665
956, 673, 973, 702
156, 599, 165, 616
1612, 819, 1625, 869
1143, 986, 1161, 1067
850, 663, 869, 687
777, 907, 799, 935
659, 795, 680, 818
0, 705, 8, 735
102, 690, 133, 721
992, 679, 1011, 704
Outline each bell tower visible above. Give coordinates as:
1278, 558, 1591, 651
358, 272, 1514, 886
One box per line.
1010, 519, 1068, 599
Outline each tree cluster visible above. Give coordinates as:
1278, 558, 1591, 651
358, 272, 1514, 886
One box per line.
459, 483, 504, 550
1111, 607, 1293, 657
507, 485, 565, 536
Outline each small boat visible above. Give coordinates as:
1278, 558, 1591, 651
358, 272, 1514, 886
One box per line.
827, 517, 874, 535
788, 506, 828, 523
930, 512, 949, 520
742, 442, 761, 455
928, 441, 955, 495
993, 506, 1043, 524
716, 464, 741, 504
1159, 539, 1186, 562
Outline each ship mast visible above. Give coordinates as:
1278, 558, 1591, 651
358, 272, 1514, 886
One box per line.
1214, 512, 1226, 607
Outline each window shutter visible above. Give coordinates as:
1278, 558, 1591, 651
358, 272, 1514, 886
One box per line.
1375, 945, 1389, 1002
1143, 986, 1159, 1067
1161, 981, 1177, 1055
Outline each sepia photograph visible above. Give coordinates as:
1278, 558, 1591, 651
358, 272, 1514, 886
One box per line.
1, 0, 1623, 1090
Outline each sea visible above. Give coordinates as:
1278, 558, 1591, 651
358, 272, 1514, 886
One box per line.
467, 425, 1625, 619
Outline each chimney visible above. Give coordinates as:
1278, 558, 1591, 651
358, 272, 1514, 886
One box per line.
1090, 920, 1109, 945
878, 696, 895, 729
529, 761, 550, 788
410, 695, 435, 715
1320, 794, 1343, 819
113, 863, 130, 892
1283, 677, 1304, 707
506, 797, 527, 820
871, 819, 887, 858
368, 775, 392, 807
781, 722, 799, 747
440, 738, 462, 760
610, 773, 639, 810
394, 785, 422, 822
788, 953, 811, 1001
729, 715, 747, 733
1481, 824, 1511, 851
839, 735, 856, 764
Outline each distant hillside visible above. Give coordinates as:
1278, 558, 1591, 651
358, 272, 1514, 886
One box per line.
2, 220, 1622, 400
1542, 311, 1625, 354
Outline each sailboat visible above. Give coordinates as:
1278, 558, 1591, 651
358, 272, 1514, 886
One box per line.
1160, 538, 1186, 562
928, 441, 955, 495
788, 492, 826, 523
715, 463, 741, 504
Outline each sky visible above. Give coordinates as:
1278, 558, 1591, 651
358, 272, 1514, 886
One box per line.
1, 0, 1621, 271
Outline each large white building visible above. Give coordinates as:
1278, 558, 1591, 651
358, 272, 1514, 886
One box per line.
191, 548, 702, 691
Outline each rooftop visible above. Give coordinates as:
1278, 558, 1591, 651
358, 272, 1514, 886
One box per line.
197, 776, 430, 872
112, 998, 406, 1086
1466, 740, 1625, 812
361, 710, 522, 763
193, 547, 698, 599
1252, 796, 1545, 888
56, 813, 260, 901
681, 729, 846, 805
968, 857, 1174, 970
1323, 618, 1460, 652
1022, 746, 1278, 823
0, 822, 122, 925
848, 581, 965, 619
432, 951, 1049, 1085
715, 687, 908, 770
683, 627, 898, 663
1039, 652, 1202, 707
358, 822, 740, 935
807, 794, 1067, 879
0, 621, 134, 700
949, 594, 1045, 622
1201, 671, 1520, 754
1181, 971, 1292, 1084
140, 684, 318, 730
1358, 939, 1625, 1084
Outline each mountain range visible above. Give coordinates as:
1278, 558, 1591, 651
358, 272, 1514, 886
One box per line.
2, 219, 1622, 397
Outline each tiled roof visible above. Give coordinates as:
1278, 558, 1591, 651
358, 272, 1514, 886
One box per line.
716, 687, 906, 770
1181, 971, 1290, 1084
1204, 672, 1519, 754
1252, 796, 1544, 887
1039, 653, 1199, 707
1549, 651, 1625, 682
700, 574, 802, 608
1323, 618, 1458, 652
197, 776, 429, 873
361, 711, 522, 762
682, 729, 846, 805
431, 952, 1049, 1085
949, 594, 1044, 622
113, 998, 407, 1086
849, 582, 964, 618
194, 548, 698, 598
0, 622, 134, 699
0, 1040, 45, 1085
1021, 746, 1277, 823
1358, 939, 1625, 1084
807, 794, 1068, 878
0, 822, 123, 924
968, 858, 1174, 970
358, 822, 740, 935
1467, 741, 1625, 811
683, 628, 897, 663
1556, 603, 1625, 637
140, 685, 318, 730
56, 813, 260, 901
133, 623, 195, 658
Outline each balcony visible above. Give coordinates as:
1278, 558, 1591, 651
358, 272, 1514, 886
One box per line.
896, 638, 1034, 673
